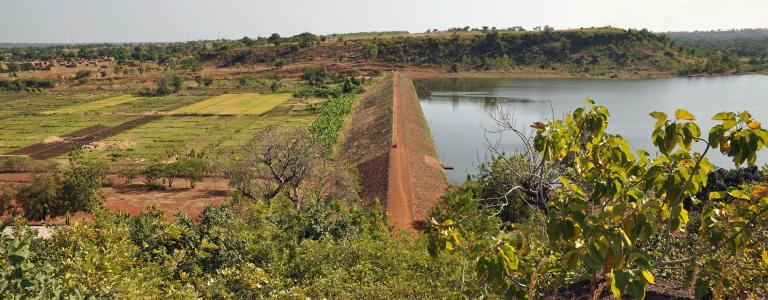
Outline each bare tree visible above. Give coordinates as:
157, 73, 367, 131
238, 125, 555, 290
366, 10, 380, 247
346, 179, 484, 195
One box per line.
477, 104, 563, 218
220, 126, 320, 212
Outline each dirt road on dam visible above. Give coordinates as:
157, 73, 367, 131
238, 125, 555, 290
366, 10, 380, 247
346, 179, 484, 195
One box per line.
339, 72, 447, 229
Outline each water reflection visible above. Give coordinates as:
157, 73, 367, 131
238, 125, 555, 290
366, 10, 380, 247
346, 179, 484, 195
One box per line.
415, 75, 768, 183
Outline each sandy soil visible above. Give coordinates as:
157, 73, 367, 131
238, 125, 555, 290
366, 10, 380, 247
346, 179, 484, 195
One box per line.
103, 177, 228, 219
0, 173, 228, 224
387, 74, 415, 229
385, 73, 448, 229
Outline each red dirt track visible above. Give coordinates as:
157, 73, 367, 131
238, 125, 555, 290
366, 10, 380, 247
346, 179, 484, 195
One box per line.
387, 73, 415, 228
340, 73, 447, 229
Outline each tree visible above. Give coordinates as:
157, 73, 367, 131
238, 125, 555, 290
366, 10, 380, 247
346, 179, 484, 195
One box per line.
301, 68, 329, 86
430, 101, 768, 299
155, 74, 183, 95
177, 149, 209, 188
220, 126, 320, 212
268, 33, 282, 46
364, 43, 378, 62
178, 57, 203, 72
57, 150, 105, 214
194, 75, 214, 87
240, 36, 255, 47
341, 76, 363, 93
14, 173, 60, 221
14, 150, 104, 221
295, 32, 319, 48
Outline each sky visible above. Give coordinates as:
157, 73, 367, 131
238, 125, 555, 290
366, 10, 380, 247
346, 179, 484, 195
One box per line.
2, 0, 768, 43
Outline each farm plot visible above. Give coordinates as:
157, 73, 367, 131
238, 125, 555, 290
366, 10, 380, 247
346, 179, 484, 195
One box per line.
0, 93, 109, 116
167, 93, 291, 115
86, 115, 315, 160
44, 94, 140, 114
4, 116, 159, 159
0, 115, 130, 154
101, 95, 209, 115
266, 97, 327, 116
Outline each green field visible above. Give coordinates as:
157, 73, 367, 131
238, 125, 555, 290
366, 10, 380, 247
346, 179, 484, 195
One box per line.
0, 91, 317, 161
86, 115, 314, 160
0, 115, 131, 153
43, 94, 140, 114
0, 93, 109, 116
167, 93, 291, 115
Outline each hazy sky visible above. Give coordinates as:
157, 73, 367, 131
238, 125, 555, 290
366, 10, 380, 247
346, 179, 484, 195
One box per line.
2, 0, 767, 43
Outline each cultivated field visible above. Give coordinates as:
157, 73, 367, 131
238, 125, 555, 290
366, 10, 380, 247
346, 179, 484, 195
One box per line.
167, 93, 291, 115
0, 91, 317, 162
43, 94, 140, 114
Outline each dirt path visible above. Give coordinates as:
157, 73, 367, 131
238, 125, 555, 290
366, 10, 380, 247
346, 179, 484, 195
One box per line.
387, 73, 416, 229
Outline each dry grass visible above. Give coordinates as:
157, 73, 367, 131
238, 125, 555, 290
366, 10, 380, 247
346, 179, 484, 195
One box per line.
167, 93, 291, 115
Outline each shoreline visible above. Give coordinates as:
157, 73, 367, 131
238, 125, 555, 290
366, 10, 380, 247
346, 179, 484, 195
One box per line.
402, 67, 766, 80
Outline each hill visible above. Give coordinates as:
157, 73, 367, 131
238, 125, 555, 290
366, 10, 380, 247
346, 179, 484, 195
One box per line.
665, 29, 768, 72
0, 27, 755, 83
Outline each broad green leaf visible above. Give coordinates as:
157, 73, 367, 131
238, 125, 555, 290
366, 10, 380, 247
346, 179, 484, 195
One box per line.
728, 189, 751, 200
675, 109, 696, 121
641, 270, 655, 284
708, 191, 726, 200
427, 235, 438, 257
629, 280, 647, 300
610, 273, 622, 298
500, 243, 519, 272
649, 112, 667, 128
450, 230, 462, 246
711, 112, 732, 121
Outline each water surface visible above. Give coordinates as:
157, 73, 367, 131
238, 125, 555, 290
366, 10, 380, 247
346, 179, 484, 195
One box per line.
415, 75, 768, 182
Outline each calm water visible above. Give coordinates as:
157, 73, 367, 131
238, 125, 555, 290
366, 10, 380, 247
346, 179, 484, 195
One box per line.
414, 75, 768, 183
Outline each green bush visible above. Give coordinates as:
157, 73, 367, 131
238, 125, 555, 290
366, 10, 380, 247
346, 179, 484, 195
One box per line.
301, 68, 329, 86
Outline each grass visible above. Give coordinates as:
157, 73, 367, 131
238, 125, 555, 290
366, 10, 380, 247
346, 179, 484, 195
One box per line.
86, 115, 314, 160
101, 95, 209, 114
0, 91, 318, 161
43, 94, 140, 114
0, 93, 109, 116
0, 115, 132, 153
167, 93, 291, 115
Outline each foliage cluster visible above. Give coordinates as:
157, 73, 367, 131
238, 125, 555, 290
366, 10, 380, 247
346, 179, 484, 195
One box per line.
308, 92, 359, 150
3, 150, 104, 221
1, 198, 471, 298
0, 78, 56, 92
429, 101, 768, 299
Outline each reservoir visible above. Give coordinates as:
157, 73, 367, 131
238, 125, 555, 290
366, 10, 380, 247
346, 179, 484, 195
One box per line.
415, 75, 768, 182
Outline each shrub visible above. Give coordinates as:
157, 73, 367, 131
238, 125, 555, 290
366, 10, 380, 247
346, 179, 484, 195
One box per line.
0, 78, 56, 92
74, 70, 92, 80
301, 68, 329, 86
0, 156, 33, 172
341, 76, 364, 94
154, 74, 183, 95
293, 85, 342, 99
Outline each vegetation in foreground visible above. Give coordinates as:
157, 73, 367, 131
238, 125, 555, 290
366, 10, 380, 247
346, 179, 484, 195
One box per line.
1, 97, 767, 298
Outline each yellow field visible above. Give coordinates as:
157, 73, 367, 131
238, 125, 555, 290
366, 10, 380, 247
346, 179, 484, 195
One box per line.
168, 93, 291, 115
44, 94, 140, 114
